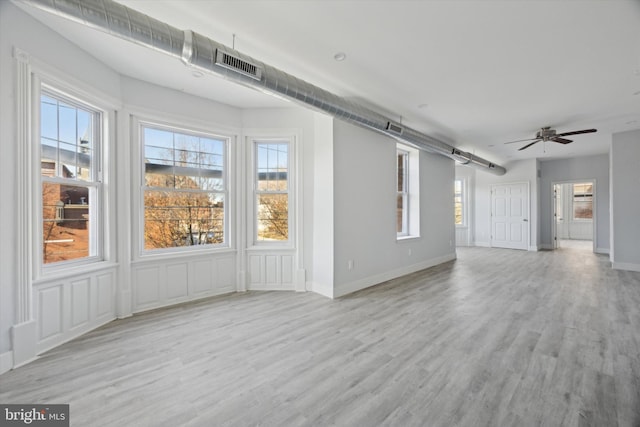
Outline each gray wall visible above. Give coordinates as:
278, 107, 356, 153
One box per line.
539, 155, 610, 253
332, 120, 455, 297
611, 130, 640, 269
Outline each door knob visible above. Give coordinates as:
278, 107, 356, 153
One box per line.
523, 219, 528, 222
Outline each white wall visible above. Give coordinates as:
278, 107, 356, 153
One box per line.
538, 155, 609, 251
474, 159, 539, 250
611, 130, 640, 271
311, 115, 335, 297
332, 120, 456, 297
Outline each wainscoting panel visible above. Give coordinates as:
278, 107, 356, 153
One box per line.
96, 273, 113, 318
135, 266, 161, 308
131, 252, 237, 313
455, 227, 471, 247
282, 256, 294, 285
38, 285, 63, 341
192, 259, 214, 295
166, 263, 188, 301
247, 250, 296, 291
34, 266, 117, 355
70, 278, 90, 329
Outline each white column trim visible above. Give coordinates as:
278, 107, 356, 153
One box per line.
14, 47, 33, 325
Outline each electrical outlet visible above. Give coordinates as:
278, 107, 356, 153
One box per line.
347, 260, 354, 270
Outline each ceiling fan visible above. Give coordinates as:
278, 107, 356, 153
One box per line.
505, 126, 597, 151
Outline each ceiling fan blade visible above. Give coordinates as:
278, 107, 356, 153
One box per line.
555, 128, 597, 137
518, 140, 541, 151
551, 137, 573, 144
504, 137, 538, 144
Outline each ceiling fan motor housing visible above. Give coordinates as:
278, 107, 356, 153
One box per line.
537, 127, 556, 141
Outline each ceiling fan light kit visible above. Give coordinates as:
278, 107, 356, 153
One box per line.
504, 126, 597, 151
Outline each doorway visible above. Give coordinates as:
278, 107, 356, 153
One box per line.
552, 181, 595, 252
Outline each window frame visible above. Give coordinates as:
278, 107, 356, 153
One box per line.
36, 83, 106, 273
571, 182, 593, 221
244, 138, 302, 247
397, 149, 409, 237
251, 138, 293, 247
454, 178, 466, 227
137, 120, 231, 256
396, 144, 420, 240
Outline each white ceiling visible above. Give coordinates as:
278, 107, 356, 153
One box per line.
20, 0, 640, 166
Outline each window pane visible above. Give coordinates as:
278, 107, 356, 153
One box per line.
40, 90, 100, 267
397, 194, 405, 233
256, 194, 288, 241
454, 180, 463, 225
144, 190, 224, 249
40, 93, 95, 181
42, 182, 90, 264
256, 143, 288, 192
397, 153, 406, 192
573, 182, 593, 219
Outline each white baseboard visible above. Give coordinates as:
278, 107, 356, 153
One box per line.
474, 241, 490, 248
334, 252, 457, 298
310, 281, 333, 299
528, 245, 540, 252
595, 247, 610, 255
0, 350, 13, 375
11, 320, 37, 368
612, 262, 640, 272
540, 244, 554, 250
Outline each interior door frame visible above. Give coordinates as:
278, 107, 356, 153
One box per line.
550, 179, 596, 253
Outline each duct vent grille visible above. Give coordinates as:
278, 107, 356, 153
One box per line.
386, 122, 403, 135
215, 50, 262, 80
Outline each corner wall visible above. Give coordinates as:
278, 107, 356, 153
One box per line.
611, 129, 640, 271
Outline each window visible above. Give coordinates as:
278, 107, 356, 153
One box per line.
142, 124, 227, 251
396, 144, 420, 239
454, 179, 466, 226
397, 149, 409, 235
40, 90, 102, 265
572, 182, 593, 220
254, 141, 290, 243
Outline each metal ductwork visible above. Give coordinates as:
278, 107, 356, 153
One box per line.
20, 0, 506, 175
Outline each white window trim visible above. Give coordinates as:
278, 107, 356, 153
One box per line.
29, 70, 115, 280
133, 117, 235, 258
248, 136, 296, 249
397, 144, 420, 240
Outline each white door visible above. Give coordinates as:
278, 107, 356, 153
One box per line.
491, 182, 529, 250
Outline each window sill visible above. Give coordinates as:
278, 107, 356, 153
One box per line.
134, 246, 237, 264
396, 235, 421, 242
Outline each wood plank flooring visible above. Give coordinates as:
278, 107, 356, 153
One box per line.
1, 247, 640, 426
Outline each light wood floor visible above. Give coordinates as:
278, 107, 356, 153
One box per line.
1, 247, 639, 426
